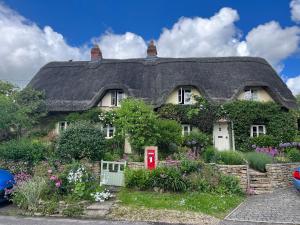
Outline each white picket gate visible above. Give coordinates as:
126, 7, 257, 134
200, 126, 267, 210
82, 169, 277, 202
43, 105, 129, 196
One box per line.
100, 160, 126, 186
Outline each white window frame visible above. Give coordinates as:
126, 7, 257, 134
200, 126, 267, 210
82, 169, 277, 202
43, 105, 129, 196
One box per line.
250, 125, 266, 137
58, 121, 69, 134
244, 88, 258, 101
178, 87, 192, 105
111, 90, 125, 107
103, 124, 116, 139
182, 124, 192, 136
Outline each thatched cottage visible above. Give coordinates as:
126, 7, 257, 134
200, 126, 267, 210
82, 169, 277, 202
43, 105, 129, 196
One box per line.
28, 41, 297, 151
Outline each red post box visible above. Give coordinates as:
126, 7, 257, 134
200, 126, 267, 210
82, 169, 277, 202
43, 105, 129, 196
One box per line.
145, 146, 158, 170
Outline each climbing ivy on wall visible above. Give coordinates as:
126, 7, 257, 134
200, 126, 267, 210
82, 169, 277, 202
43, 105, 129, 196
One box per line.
222, 101, 297, 151
157, 97, 297, 151
157, 96, 219, 133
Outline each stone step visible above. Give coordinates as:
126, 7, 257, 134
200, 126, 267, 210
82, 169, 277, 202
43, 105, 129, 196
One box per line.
252, 190, 273, 195
250, 183, 272, 188
86, 201, 114, 210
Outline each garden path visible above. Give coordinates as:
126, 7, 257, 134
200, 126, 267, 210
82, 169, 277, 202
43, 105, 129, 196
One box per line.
220, 187, 300, 225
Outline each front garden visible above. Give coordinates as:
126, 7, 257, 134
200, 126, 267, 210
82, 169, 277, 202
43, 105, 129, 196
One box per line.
0, 80, 299, 221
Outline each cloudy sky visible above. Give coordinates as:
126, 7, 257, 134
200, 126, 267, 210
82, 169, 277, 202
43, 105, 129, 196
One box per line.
0, 0, 300, 95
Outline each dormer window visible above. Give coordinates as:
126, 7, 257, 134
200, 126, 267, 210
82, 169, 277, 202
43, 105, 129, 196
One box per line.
111, 90, 124, 107
178, 87, 192, 105
244, 88, 258, 101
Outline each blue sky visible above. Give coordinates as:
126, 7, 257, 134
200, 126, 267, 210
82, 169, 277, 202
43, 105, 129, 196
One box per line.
1, 0, 300, 94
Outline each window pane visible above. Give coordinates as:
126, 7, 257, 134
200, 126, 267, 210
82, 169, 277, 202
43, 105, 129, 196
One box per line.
251, 90, 258, 100
108, 127, 114, 137
244, 90, 252, 100
252, 126, 257, 137
117, 91, 124, 106
178, 88, 183, 104
184, 89, 191, 104
259, 126, 264, 133
111, 90, 117, 106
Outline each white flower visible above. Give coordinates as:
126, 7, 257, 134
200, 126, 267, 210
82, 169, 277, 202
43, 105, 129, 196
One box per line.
91, 189, 113, 202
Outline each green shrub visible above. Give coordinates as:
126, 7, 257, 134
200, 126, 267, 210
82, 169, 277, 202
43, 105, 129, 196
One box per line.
157, 119, 182, 156
244, 152, 273, 172
148, 167, 187, 192
62, 204, 84, 217
39, 199, 59, 215
125, 167, 187, 192
179, 159, 203, 174
214, 151, 246, 165
250, 135, 278, 147
56, 121, 106, 161
186, 165, 243, 194
12, 176, 48, 212
183, 131, 211, 149
0, 138, 46, 163
286, 148, 300, 162
219, 175, 242, 195
202, 146, 217, 163
125, 169, 150, 190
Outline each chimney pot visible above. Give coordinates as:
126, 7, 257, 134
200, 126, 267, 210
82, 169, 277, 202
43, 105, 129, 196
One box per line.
147, 40, 157, 57
91, 44, 102, 61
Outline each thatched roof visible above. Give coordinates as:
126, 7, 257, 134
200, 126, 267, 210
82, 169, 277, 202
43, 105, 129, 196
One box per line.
28, 57, 297, 111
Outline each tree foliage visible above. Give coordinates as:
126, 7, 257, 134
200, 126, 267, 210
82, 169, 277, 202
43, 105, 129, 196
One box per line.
114, 98, 160, 153
0, 81, 47, 139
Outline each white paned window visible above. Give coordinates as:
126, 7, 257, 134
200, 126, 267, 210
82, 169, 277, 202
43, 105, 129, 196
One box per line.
58, 121, 69, 133
182, 124, 192, 136
244, 89, 258, 101
178, 87, 192, 105
103, 124, 116, 139
111, 90, 125, 107
251, 125, 266, 137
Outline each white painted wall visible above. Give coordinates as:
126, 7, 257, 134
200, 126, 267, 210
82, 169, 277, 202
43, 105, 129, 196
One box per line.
237, 88, 274, 102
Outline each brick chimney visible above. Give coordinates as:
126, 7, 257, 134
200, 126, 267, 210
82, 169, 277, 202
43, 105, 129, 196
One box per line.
147, 40, 157, 57
91, 44, 102, 61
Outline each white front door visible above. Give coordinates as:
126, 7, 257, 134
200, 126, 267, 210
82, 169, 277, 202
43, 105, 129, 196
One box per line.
213, 122, 231, 151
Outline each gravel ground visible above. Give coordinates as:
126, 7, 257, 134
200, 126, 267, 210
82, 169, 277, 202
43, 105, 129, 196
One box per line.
107, 205, 220, 225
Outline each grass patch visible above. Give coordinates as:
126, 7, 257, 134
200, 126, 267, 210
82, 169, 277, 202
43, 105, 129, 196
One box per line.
117, 189, 245, 219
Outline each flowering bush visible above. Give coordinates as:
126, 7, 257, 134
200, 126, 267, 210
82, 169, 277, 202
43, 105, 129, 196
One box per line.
279, 142, 300, 149
91, 189, 113, 202
252, 146, 278, 157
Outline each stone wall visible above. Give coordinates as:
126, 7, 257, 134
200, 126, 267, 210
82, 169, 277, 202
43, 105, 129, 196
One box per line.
213, 164, 248, 191
266, 163, 300, 189
127, 161, 249, 192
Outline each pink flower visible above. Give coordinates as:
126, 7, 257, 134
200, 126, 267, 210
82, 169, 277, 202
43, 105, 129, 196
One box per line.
50, 175, 57, 181
48, 169, 52, 174
55, 180, 62, 188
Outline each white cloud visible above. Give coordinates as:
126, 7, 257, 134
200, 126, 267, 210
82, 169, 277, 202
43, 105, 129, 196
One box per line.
157, 8, 243, 57
93, 32, 147, 59
245, 21, 300, 71
0, 3, 87, 87
286, 75, 300, 95
291, 0, 300, 23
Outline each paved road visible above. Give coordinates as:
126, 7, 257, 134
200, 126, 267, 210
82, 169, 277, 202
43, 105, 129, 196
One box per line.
0, 216, 180, 225
220, 187, 300, 225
